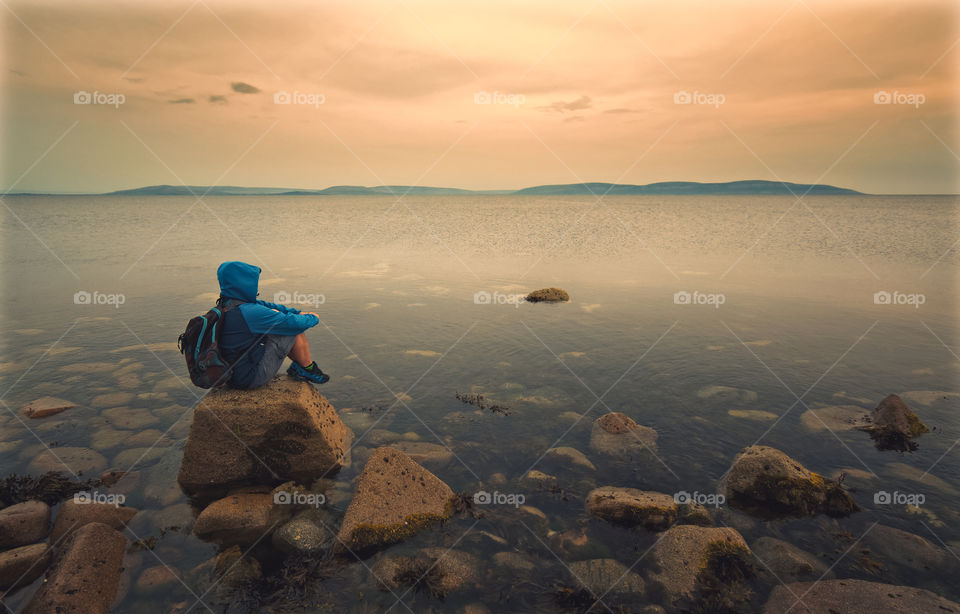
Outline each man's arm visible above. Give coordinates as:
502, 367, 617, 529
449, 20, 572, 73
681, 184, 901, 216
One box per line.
256, 299, 300, 314
243, 303, 319, 335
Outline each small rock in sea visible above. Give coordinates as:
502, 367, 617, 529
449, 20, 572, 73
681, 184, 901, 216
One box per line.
187, 545, 261, 601
727, 409, 777, 421
50, 498, 138, 542
193, 493, 291, 546
372, 548, 480, 597
724, 445, 859, 518
543, 446, 596, 471
336, 446, 454, 555
389, 441, 454, 467
90, 392, 136, 408
24, 522, 126, 614
762, 579, 960, 613
750, 537, 833, 583
585, 487, 677, 531
27, 446, 108, 475
101, 406, 160, 430
589, 412, 658, 458
520, 469, 558, 490
135, 565, 181, 593
524, 287, 570, 303
0, 543, 51, 590
493, 551, 536, 572
800, 405, 872, 431
0, 500, 51, 549
862, 525, 951, 572
20, 396, 76, 419
91, 427, 134, 450
857, 393, 930, 451
272, 508, 337, 556
566, 558, 645, 599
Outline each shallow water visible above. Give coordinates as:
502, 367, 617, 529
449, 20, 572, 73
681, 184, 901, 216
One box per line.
1, 194, 958, 612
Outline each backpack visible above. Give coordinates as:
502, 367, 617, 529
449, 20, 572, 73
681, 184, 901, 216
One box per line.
178, 301, 238, 389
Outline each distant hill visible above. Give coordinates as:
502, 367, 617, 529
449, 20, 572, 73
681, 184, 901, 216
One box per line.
43, 180, 863, 197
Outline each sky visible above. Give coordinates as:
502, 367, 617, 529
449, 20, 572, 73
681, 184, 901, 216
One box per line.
1, 0, 958, 194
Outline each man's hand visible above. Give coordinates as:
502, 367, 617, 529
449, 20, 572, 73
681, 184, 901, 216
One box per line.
302, 311, 320, 319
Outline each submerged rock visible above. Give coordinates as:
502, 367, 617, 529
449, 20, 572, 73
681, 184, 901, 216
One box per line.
336, 446, 454, 555
27, 447, 108, 476
25, 522, 126, 614
20, 396, 76, 419
520, 469, 558, 490
724, 446, 858, 518
858, 393, 930, 451
800, 405, 872, 431
372, 548, 480, 597
389, 441, 454, 467
0, 500, 51, 549
585, 487, 677, 531
544, 446, 596, 471
177, 376, 352, 498
193, 493, 290, 546
567, 558, 645, 598
863, 525, 951, 572
762, 579, 960, 613
525, 287, 570, 302
0, 542, 51, 590
589, 412, 658, 458
750, 537, 832, 582
272, 508, 337, 555
50, 498, 138, 542
648, 525, 752, 611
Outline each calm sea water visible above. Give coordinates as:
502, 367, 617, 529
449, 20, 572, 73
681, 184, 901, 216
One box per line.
1, 195, 958, 612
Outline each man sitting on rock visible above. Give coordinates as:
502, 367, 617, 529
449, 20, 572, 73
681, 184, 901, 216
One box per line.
216, 260, 330, 388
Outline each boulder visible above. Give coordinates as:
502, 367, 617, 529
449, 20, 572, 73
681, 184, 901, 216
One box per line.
135, 565, 180, 592
567, 558, 645, 598
762, 579, 960, 613
858, 394, 930, 451
50, 499, 138, 542
21, 396, 76, 419
863, 525, 951, 572
25, 522, 126, 614
525, 288, 570, 302
648, 525, 751, 610
0, 542, 51, 590
336, 446, 454, 555
589, 412, 658, 458
585, 487, 677, 531
750, 536, 832, 582
193, 493, 290, 546
272, 508, 337, 556
544, 446, 596, 471
0, 500, 51, 549
27, 447, 108, 476
520, 469, 558, 490
177, 376, 352, 497
724, 446, 858, 517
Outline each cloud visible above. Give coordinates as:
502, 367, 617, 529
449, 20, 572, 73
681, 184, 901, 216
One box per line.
168, 98, 195, 104
564, 116, 584, 123
123, 76, 144, 83
231, 81, 260, 94
538, 95, 592, 113
209, 95, 228, 104
604, 107, 637, 114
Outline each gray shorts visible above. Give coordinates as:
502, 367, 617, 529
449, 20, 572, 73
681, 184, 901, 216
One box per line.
249, 334, 298, 389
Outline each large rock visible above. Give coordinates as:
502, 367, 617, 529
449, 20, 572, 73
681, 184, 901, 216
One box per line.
724, 446, 858, 517
589, 412, 658, 458
25, 522, 126, 614
762, 579, 960, 613
648, 525, 751, 610
0, 542, 51, 590
750, 536, 832, 582
585, 487, 677, 531
21, 396, 76, 419
177, 376, 352, 497
336, 446, 454, 555
858, 393, 930, 451
0, 500, 51, 549
193, 493, 290, 545
50, 498, 138, 542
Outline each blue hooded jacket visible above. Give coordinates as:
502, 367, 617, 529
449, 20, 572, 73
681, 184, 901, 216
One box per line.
216, 261, 319, 388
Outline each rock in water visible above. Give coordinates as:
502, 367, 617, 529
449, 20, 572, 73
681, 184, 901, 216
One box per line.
0, 500, 51, 549
648, 525, 752, 611
750, 537, 833, 582
585, 487, 677, 530
525, 288, 570, 302
336, 446, 454, 555
762, 579, 960, 613
858, 393, 929, 451
177, 376, 352, 498
724, 445, 858, 518
20, 396, 76, 419
25, 522, 126, 614
0, 543, 51, 590
567, 558, 645, 598
50, 498, 138, 541
589, 412, 658, 458
193, 493, 291, 546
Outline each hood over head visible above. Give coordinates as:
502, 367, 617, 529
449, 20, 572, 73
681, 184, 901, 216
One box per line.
217, 261, 260, 302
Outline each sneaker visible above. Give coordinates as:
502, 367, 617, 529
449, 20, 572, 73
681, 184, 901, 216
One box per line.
287, 361, 330, 385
